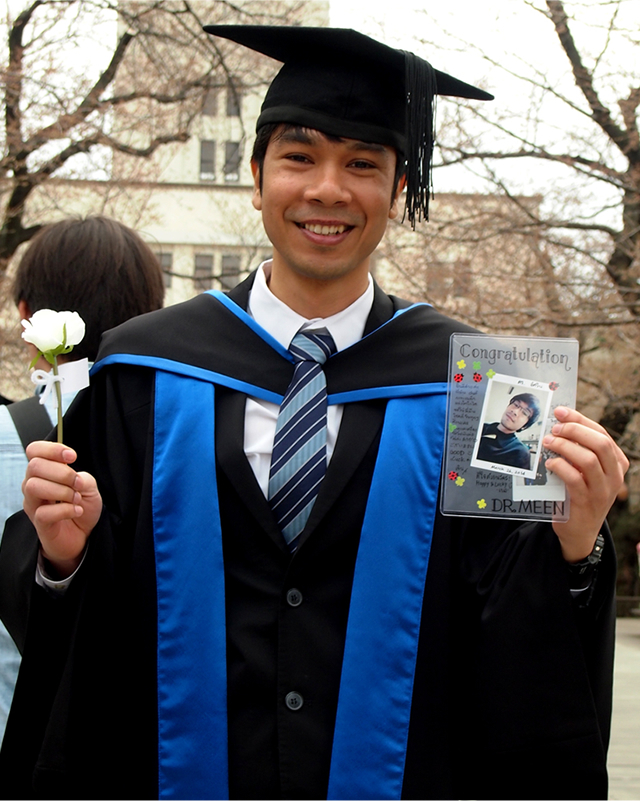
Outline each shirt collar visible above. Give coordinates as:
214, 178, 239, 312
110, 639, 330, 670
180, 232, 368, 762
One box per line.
247, 261, 374, 352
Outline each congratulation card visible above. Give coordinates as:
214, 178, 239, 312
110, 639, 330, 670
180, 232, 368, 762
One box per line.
441, 334, 579, 522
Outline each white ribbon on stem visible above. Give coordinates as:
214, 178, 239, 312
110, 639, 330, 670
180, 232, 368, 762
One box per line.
29, 358, 90, 410
31, 369, 64, 406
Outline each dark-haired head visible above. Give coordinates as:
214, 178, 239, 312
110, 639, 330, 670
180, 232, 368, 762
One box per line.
13, 216, 164, 362
510, 392, 541, 431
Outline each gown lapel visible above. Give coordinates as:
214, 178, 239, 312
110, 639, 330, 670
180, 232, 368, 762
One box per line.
216, 276, 288, 551
215, 387, 288, 553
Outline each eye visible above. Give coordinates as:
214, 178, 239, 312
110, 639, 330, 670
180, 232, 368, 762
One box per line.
349, 159, 376, 170
284, 152, 312, 164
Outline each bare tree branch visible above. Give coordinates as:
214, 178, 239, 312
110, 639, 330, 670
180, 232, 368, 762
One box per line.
0, 0, 305, 269
21, 30, 134, 155
546, 0, 639, 163
5, 1, 44, 159
439, 145, 626, 188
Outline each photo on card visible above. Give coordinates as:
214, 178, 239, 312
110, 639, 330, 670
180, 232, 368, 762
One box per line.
470, 374, 552, 480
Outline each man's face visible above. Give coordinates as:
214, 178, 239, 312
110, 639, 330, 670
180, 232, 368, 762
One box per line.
251, 127, 402, 291
498, 399, 533, 433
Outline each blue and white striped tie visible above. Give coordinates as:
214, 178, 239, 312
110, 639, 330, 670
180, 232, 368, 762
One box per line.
268, 329, 336, 550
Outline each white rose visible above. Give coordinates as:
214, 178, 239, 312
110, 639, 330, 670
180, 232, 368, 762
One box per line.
21, 309, 85, 354
58, 310, 86, 347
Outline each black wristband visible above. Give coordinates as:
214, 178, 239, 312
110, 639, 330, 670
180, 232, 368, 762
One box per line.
566, 532, 605, 578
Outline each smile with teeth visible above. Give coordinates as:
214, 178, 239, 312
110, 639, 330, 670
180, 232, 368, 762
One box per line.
300, 223, 349, 236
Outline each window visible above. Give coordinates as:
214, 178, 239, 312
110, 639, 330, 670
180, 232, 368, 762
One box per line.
226, 85, 241, 117
199, 140, 216, 181
194, 254, 214, 292
202, 88, 218, 116
220, 254, 241, 290
155, 252, 173, 289
224, 141, 241, 183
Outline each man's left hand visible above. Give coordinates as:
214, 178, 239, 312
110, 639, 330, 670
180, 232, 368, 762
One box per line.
544, 406, 629, 562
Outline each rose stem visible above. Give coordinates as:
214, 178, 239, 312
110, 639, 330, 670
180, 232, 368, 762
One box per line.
52, 356, 63, 443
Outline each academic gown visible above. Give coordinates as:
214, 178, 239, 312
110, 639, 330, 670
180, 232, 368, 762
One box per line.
0, 274, 615, 801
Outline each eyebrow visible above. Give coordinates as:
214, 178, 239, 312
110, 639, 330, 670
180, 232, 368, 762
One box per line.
276, 128, 388, 154
345, 140, 388, 154
276, 129, 317, 146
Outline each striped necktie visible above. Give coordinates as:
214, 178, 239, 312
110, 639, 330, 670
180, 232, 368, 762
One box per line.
268, 329, 336, 550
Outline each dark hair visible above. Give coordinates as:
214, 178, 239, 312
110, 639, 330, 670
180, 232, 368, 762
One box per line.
251, 122, 407, 204
510, 392, 541, 431
13, 216, 164, 361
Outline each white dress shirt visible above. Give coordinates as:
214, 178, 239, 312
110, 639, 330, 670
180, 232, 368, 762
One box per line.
244, 261, 374, 496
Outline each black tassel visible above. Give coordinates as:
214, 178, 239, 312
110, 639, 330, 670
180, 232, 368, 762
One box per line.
401, 51, 437, 228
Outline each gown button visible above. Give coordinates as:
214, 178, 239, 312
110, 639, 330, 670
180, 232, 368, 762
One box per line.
286, 588, 303, 607
285, 692, 304, 711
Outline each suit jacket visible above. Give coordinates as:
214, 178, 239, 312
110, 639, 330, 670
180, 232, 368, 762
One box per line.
0, 275, 615, 800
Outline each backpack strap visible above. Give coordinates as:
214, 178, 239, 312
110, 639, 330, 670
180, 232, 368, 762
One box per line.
6, 396, 54, 452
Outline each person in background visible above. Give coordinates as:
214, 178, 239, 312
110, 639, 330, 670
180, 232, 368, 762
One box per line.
0, 215, 164, 742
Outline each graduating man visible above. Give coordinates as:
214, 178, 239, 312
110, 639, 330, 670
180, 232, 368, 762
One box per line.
0, 26, 628, 801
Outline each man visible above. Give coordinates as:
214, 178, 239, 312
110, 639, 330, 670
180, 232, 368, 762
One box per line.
0, 215, 164, 743
0, 27, 628, 801
476, 392, 541, 470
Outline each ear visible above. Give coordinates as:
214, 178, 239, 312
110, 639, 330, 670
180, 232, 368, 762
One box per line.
388, 174, 407, 221
17, 299, 31, 321
251, 159, 262, 211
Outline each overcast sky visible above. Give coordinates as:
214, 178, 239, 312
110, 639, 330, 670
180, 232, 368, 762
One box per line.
330, 0, 558, 90
329, 0, 637, 208
329, 0, 561, 195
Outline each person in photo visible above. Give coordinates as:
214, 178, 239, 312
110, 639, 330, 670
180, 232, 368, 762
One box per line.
477, 391, 541, 470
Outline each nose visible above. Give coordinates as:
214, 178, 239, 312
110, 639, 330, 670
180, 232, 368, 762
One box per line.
303, 163, 351, 205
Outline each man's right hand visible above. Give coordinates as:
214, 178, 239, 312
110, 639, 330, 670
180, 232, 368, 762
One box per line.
22, 441, 103, 579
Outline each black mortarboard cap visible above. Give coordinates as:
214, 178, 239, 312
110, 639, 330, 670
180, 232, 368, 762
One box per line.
204, 25, 493, 227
